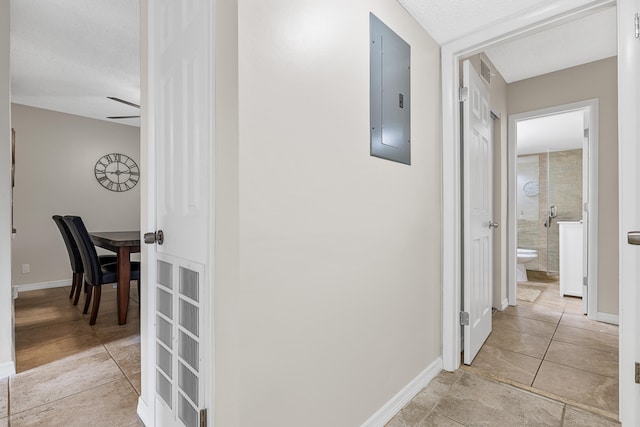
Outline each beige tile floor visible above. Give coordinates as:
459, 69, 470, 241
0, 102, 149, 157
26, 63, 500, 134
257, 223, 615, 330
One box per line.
387, 276, 621, 426
5, 285, 142, 426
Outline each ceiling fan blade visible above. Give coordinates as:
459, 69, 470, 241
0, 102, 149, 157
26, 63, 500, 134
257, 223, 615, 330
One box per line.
107, 115, 140, 119
107, 96, 140, 109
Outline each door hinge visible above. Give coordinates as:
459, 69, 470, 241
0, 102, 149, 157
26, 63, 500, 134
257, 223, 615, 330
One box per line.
584, 128, 589, 138
583, 202, 589, 212
583, 277, 588, 287
460, 311, 470, 326
635, 13, 639, 38
459, 87, 469, 102
200, 408, 208, 427
635, 362, 640, 384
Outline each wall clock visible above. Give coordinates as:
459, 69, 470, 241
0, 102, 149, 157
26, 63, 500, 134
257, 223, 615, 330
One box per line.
522, 180, 539, 197
94, 153, 140, 192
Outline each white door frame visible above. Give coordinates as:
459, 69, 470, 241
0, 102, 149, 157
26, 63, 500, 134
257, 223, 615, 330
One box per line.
441, 0, 615, 371
617, 0, 640, 424
507, 100, 599, 320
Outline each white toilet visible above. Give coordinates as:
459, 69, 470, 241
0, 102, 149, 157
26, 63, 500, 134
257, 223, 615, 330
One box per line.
516, 248, 538, 281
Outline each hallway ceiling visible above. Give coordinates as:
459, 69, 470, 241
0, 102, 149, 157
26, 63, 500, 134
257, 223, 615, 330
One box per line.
10, 1, 616, 127
398, 0, 617, 83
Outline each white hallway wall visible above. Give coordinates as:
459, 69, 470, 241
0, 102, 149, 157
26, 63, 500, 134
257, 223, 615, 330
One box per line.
11, 104, 140, 287
213, 0, 442, 425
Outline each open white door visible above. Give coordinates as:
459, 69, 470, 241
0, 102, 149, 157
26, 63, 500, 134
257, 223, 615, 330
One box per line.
618, 0, 640, 424
145, 1, 214, 426
462, 60, 494, 365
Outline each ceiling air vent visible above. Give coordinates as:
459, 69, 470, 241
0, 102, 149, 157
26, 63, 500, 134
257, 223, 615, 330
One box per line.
480, 59, 491, 86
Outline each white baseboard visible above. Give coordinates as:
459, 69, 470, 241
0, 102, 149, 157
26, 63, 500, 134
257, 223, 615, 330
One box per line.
0, 361, 16, 379
501, 298, 509, 310
361, 357, 443, 427
13, 279, 71, 296
597, 312, 619, 325
137, 397, 151, 426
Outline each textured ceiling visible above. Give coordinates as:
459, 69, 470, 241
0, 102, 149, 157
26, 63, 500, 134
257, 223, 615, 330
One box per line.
10, 1, 616, 127
517, 110, 584, 155
398, 0, 617, 83
397, 0, 559, 45
484, 7, 617, 83
11, 0, 140, 127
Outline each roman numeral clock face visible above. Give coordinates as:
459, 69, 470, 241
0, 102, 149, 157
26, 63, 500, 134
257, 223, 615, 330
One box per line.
94, 153, 139, 192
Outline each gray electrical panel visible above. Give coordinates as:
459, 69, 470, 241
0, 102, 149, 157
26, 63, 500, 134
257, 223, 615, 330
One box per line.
370, 13, 411, 165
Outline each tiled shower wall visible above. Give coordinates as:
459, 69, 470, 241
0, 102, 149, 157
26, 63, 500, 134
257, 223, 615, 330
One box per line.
517, 149, 582, 273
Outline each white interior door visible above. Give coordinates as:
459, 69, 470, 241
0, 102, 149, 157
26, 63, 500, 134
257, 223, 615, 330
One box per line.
147, 1, 213, 426
618, 0, 640, 424
462, 59, 493, 365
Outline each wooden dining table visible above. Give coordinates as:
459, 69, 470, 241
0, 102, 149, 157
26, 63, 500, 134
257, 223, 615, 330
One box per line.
90, 231, 141, 325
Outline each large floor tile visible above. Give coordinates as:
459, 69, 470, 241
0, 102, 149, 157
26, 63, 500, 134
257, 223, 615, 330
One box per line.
0, 417, 6, 427
493, 311, 557, 339
107, 340, 141, 380
435, 372, 564, 426
0, 378, 6, 418
562, 406, 620, 426
553, 325, 618, 354
386, 370, 462, 427
10, 379, 141, 427
16, 331, 104, 373
560, 313, 619, 336
532, 361, 618, 413
485, 328, 551, 359
10, 350, 124, 415
14, 288, 69, 306
502, 302, 563, 324
544, 340, 618, 378
470, 344, 541, 386
418, 412, 465, 426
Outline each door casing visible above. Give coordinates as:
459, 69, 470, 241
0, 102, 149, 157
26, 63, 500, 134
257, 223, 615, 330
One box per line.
507, 100, 599, 319
440, 0, 615, 373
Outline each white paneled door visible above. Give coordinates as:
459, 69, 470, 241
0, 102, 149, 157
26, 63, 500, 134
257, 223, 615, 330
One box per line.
147, 1, 213, 426
462, 60, 493, 365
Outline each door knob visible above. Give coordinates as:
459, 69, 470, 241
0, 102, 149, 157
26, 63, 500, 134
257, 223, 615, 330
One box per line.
628, 231, 640, 245
144, 230, 164, 245
489, 221, 500, 229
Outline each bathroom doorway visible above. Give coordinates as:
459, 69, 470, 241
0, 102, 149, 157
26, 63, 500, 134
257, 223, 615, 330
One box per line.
508, 100, 599, 319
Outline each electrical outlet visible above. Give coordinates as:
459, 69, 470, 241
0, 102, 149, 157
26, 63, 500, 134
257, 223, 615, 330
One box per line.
22, 264, 30, 274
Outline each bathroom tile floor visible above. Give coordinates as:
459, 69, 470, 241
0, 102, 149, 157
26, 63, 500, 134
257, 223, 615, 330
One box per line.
5, 285, 142, 426
387, 276, 620, 426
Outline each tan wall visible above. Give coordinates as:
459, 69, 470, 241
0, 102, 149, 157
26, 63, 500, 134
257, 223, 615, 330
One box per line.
11, 104, 140, 286
507, 57, 618, 315
213, 0, 443, 425
0, 0, 14, 373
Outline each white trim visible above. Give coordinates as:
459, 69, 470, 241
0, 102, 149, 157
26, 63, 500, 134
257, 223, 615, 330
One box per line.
360, 357, 443, 427
596, 312, 619, 326
506, 100, 599, 314
500, 298, 509, 311
0, 361, 15, 379
618, 0, 640, 424
13, 279, 71, 294
440, 0, 615, 373
136, 396, 152, 426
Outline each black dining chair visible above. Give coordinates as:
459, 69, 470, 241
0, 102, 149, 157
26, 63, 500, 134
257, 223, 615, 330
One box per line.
63, 215, 141, 325
52, 215, 117, 306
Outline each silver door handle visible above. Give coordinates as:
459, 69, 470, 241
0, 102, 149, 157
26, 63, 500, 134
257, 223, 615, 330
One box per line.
628, 231, 640, 245
489, 221, 500, 229
144, 230, 164, 245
